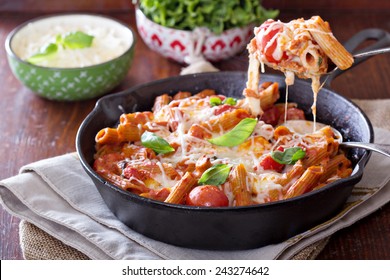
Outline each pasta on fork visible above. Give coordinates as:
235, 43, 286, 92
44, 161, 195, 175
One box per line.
246, 16, 354, 126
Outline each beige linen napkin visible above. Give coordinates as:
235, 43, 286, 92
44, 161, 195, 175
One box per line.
1, 100, 390, 260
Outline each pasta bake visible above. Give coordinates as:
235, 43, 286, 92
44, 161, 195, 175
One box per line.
93, 83, 352, 207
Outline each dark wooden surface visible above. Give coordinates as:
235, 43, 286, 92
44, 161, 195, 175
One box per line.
0, 2, 389, 260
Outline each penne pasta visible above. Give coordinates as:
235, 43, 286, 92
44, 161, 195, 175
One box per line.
164, 172, 197, 204
230, 164, 252, 206
307, 16, 354, 70
202, 108, 251, 133
95, 127, 121, 145
284, 165, 324, 199
153, 94, 171, 113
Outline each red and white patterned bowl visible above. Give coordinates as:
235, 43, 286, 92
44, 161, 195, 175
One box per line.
135, 7, 254, 63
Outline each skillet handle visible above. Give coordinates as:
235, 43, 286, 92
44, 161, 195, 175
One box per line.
324, 28, 390, 87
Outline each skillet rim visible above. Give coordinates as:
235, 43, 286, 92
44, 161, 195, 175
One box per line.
76, 70, 373, 212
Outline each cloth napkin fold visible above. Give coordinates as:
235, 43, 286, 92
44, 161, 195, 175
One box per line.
1, 101, 390, 260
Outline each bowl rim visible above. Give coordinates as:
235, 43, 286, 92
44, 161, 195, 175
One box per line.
5, 13, 136, 71
76, 71, 373, 212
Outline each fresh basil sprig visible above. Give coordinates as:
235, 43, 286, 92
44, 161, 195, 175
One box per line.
198, 164, 232, 186
209, 96, 222, 106
56, 31, 94, 49
27, 43, 58, 64
141, 131, 175, 154
223, 97, 237, 106
208, 118, 257, 147
27, 31, 94, 64
271, 147, 306, 165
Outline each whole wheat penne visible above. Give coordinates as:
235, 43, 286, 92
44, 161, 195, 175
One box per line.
230, 164, 252, 206
95, 127, 121, 145
153, 94, 171, 113
202, 109, 251, 133
120, 112, 153, 125
173, 91, 192, 100
316, 154, 351, 184
117, 123, 143, 142
193, 89, 216, 98
302, 144, 329, 167
308, 16, 353, 70
276, 160, 305, 187
259, 82, 280, 110
284, 165, 324, 199
164, 172, 197, 204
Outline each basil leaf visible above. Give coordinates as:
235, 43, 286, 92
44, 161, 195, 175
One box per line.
27, 43, 58, 64
57, 31, 94, 49
141, 131, 175, 154
198, 164, 232, 186
318, 57, 323, 67
208, 118, 257, 147
271, 147, 306, 165
223, 97, 237, 106
210, 96, 222, 106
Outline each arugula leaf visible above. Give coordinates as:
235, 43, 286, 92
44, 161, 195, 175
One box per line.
198, 164, 232, 186
56, 31, 94, 49
139, 0, 278, 35
208, 118, 257, 147
271, 147, 306, 165
141, 131, 175, 154
27, 43, 58, 64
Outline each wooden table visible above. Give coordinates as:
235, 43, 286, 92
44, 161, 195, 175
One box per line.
1, 4, 389, 260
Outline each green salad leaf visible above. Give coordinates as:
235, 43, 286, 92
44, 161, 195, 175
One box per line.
271, 147, 306, 165
198, 164, 232, 186
139, 0, 279, 34
208, 118, 257, 147
141, 131, 175, 154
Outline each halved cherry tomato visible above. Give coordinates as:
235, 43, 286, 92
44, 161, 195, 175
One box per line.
257, 20, 287, 63
186, 185, 229, 207
259, 146, 285, 173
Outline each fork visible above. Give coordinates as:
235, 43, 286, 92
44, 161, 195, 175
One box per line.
325, 47, 390, 76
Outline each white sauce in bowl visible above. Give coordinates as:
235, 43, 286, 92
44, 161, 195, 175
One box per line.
11, 14, 133, 68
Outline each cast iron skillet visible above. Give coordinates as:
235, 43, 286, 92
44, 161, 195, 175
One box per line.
76, 29, 389, 250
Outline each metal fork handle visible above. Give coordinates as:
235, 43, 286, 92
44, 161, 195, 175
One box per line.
354, 47, 390, 58
341, 142, 390, 158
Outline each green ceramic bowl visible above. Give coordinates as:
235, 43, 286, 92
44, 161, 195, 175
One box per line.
5, 14, 135, 101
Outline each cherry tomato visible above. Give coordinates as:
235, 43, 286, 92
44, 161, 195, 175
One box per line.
186, 185, 229, 207
214, 104, 235, 115
260, 106, 281, 126
260, 154, 285, 173
257, 20, 287, 63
